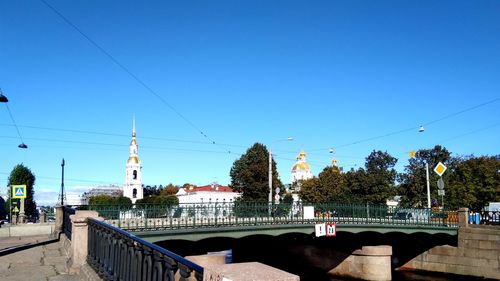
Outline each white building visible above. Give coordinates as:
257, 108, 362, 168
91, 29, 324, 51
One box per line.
176, 183, 241, 204
123, 119, 143, 203
80, 185, 123, 204
291, 150, 313, 186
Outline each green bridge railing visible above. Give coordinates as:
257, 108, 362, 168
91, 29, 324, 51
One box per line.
77, 202, 458, 231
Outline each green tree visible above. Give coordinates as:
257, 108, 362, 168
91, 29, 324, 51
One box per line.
298, 166, 346, 203
8, 164, 37, 220
88, 195, 115, 205
161, 183, 179, 196
143, 185, 161, 197
88, 195, 132, 208
344, 169, 368, 203
398, 145, 452, 207
136, 195, 179, 205
298, 177, 321, 203
447, 155, 500, 210
363, 150, 398, 204
230, 143, 283, 201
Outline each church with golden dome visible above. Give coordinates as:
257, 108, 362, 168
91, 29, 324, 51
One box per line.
291, 150, 313, 184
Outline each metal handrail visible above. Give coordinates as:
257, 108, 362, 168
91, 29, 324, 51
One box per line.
83, 202, 458, 231
88, 217, 203, 280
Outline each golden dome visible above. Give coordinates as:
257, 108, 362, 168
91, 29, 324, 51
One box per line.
128, 156, 140, 164
130, 138, 137, 145
292, 162, 310, 171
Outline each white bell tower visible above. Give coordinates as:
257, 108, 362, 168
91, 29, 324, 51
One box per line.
123, 117, 143, 203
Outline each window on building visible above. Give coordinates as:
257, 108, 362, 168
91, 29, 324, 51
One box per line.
133, 188, 137, 198
133, 170, 137, 180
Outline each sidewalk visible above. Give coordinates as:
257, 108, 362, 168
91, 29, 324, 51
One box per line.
0, 235, 83, 281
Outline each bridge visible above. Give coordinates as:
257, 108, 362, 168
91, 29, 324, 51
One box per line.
1, 203, 498, 281
89, 202, 459, 241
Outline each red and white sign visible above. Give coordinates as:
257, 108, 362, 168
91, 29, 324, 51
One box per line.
326, 223, 336, 237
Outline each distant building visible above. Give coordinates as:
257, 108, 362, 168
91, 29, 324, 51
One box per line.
291, 150, 313, 188
65, 192, 83, 206
123, 118, 143, 203
176, 183, 241, 204
80, 185, 122, 204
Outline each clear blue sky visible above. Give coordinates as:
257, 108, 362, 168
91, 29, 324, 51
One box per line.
1, 1, 499, 205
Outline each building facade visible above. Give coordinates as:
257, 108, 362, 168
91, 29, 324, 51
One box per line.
176, 183, 241, 204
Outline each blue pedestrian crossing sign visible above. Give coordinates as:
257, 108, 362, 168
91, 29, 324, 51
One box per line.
12, 185, 27, 199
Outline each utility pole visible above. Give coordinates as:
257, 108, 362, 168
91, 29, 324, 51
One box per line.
426, 162, 431, 209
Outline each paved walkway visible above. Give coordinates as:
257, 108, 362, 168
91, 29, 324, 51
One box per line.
0, 235, 83, 281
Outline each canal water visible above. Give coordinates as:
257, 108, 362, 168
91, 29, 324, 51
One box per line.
155, 232, 490, 281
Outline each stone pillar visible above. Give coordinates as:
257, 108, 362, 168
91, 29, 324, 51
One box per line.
458, 207, 469, 228
54, 204, 64, 236
19, 199, 26, 224
329, 246, 392, 281
40, 212, 46, 223
68, 210, 101, 274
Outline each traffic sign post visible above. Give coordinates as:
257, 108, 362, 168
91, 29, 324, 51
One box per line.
433, 163, 447, 209
12, 185, 27, 199
11, 185, 26, 223
437, 178, 445, 209
434, 162, 447, 177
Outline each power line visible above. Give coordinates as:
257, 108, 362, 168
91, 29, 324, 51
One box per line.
2, 103, 26, 147
0, 123, 251, 148
39, 0, 232, 154
423, 98, 500, 127
0, 135, 246, 156
309, 97, 500, 152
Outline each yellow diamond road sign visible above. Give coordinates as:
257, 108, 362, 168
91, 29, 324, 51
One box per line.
434, 162, 447, 177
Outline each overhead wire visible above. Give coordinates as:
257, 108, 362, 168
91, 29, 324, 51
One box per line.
0, 123, 250, 149
0, 135, 246, 156
309, 97, 500, 153
2, 103, 26, 146
39, 0, 233, 154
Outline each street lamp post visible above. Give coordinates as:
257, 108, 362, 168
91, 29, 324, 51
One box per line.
268, 137, 293, 216
60, 158, 66, 205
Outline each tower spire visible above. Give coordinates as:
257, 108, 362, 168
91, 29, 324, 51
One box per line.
132, 115, 136, 137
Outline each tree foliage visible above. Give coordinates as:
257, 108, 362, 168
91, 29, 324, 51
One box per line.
143, 185, 161, 197
230, 143, 283, 201
362, 150, 398, 204
299, 166, 346, 203
136, 195, 179, 205
446, 155, 500, 210
89, 195, 132, 208
161, 183, 179, 196
398, 145, 452, 207
8, 164, 37, 219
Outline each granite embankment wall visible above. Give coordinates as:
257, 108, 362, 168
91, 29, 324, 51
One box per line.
401, 225, 499, 279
